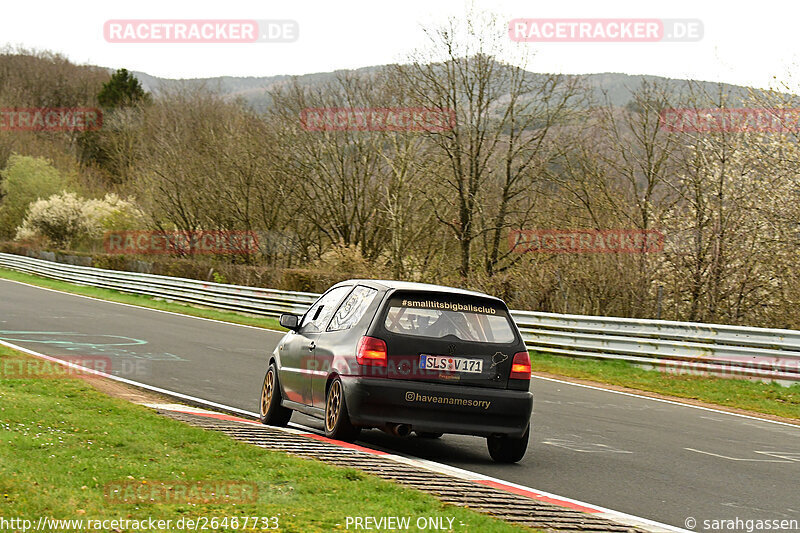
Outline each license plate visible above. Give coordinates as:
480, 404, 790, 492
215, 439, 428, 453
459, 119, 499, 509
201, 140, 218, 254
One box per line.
420, 354, 483, 374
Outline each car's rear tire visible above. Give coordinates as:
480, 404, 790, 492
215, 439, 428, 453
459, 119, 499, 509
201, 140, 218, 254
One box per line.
324, 377, 360, 442
416, 432, 443, 439
487, 427, 529, 463
259, 363, 292, 426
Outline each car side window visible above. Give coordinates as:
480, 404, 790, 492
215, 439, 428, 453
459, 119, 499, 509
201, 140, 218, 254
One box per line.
300, 286, 352, 333
328, 286, 378, 332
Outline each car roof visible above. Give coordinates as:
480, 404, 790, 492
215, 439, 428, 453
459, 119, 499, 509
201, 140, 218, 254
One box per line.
331, 279, 502, 301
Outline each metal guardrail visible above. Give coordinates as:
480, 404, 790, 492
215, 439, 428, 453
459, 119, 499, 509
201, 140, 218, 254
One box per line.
1, 252, 798, 382
0, 252, 318, 317
512, 311, 800, 382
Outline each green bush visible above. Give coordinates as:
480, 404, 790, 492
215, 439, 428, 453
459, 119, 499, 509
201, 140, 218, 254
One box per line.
0, 154, 68, 238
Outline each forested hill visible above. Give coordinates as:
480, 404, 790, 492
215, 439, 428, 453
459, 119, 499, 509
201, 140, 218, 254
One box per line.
129, 67, 763, 112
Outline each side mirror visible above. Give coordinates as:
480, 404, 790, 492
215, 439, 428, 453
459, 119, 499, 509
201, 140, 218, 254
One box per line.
280, 313, 300, 330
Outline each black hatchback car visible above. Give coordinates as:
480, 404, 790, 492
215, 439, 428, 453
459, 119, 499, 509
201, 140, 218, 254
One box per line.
259, 280, 533, 462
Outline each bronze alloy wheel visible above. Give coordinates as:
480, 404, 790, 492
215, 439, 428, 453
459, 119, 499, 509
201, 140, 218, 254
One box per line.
259, 363, 292, 426
261, 368, 275, 417
323, 377, 360, 441
325, 379, 342, 431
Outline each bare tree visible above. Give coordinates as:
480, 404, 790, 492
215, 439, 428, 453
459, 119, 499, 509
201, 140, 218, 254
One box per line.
394, 10, 583, 278
267, 72, 392, 262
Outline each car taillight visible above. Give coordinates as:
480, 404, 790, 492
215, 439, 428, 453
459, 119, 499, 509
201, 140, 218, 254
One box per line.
357, 336, 387, 367
510, 351, 531, 380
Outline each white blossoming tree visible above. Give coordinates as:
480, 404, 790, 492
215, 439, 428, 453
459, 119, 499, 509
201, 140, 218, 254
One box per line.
15, 192, 144, 248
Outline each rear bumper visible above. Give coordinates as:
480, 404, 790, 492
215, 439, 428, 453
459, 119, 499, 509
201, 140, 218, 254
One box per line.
340, 376, 533, 438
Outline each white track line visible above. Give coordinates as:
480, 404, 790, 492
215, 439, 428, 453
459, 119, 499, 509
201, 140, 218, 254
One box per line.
279, 422, 686, 531
157, 405, 686, 533
0, 337, 684, 533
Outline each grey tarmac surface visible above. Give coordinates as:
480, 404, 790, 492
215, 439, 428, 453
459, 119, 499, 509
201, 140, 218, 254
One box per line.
2, 278, 798, 531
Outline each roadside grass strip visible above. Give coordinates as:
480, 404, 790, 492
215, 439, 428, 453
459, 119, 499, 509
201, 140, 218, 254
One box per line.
531, 352, 800, 420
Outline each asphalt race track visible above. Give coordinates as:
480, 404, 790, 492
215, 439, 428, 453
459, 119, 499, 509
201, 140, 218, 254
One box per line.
2, 278, 799, 530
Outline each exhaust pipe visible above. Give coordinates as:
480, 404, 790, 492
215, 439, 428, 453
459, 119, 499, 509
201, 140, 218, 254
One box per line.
382, 423, 412, 438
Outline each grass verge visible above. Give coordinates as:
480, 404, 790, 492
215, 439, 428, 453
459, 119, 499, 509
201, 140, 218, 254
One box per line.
0, 267, 284, 331
531, 352, 800, 420
0, 344, 532, 532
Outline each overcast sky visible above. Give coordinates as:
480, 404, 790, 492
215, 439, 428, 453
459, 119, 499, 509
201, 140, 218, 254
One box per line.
2, 0, 798, 92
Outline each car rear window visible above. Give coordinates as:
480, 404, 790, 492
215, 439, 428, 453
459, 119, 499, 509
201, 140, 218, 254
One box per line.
383, 295, 516, 344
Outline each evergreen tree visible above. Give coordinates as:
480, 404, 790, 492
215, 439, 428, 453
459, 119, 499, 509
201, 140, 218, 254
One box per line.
97, 68, 149, 108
